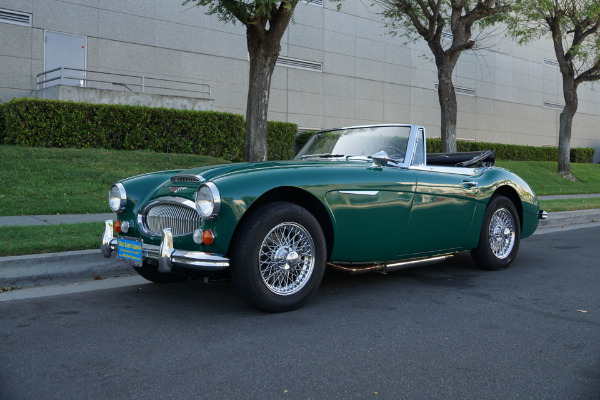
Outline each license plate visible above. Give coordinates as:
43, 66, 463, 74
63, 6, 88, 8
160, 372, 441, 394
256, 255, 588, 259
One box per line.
117, 237, 143, 266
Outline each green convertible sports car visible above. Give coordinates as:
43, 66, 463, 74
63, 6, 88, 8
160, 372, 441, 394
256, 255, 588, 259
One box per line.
101, 124, 547, 312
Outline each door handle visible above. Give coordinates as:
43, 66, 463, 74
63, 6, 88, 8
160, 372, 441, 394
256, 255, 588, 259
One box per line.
461, 181, 478, 188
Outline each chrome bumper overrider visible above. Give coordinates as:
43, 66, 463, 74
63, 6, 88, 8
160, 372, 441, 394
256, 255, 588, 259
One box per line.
101, 220, 229, 273
538, 210, 548, 220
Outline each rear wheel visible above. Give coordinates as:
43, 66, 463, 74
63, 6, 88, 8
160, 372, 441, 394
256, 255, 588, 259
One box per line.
471, 195, 520, 270
231, 202, 327, 312
133, 263, 189, 283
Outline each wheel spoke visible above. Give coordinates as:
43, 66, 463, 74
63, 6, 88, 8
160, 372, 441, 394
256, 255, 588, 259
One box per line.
258, 222, 316, 295
488, 208, 515, 259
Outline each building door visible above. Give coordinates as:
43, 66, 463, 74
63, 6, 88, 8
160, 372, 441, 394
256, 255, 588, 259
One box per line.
44, 31, 86, 87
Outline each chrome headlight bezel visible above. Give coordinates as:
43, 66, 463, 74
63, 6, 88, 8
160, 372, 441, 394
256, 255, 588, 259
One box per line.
109, 183, 127, 213
195, 182, 221, 219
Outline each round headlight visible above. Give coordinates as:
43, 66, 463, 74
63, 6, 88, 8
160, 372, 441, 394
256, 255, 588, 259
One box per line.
195, 182, 220, 219
109, 183, 127, 213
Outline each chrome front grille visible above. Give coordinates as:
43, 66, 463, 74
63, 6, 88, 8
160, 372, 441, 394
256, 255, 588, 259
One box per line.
140, 199, 202, 237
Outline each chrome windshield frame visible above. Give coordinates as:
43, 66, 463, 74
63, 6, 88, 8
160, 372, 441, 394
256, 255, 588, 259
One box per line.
295, 124, 423, 169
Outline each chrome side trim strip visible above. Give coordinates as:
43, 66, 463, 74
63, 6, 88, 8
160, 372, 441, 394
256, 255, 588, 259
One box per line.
410, 165, 478, 176
339, 190, 379, 196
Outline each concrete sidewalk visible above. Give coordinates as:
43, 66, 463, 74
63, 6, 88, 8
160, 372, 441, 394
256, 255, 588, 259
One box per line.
538, 193, 600, 200
1, 207, 600, 287
0, 213, 115, 227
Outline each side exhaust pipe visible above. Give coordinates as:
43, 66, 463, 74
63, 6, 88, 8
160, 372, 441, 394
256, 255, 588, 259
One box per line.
328, 255, 453, 274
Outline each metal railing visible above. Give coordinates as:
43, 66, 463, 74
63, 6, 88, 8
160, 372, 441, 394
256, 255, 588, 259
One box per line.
36, 67, 211, 99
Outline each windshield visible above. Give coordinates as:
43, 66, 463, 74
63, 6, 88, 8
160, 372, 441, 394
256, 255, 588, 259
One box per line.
295, 126, 411, 162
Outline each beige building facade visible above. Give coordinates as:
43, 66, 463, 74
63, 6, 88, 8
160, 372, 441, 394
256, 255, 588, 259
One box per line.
1, 0, 599, 161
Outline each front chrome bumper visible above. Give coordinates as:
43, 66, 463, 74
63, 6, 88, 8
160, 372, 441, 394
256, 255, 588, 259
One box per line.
101, 220, 229, 273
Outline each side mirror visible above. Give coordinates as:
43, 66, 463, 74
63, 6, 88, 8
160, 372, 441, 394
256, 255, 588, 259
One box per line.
371, 151, 390, 167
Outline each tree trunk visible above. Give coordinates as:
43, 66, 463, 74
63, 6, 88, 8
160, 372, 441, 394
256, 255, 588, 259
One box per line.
244, 27, 279, 162
435, 56, 458, 153
558, 75, 578, 177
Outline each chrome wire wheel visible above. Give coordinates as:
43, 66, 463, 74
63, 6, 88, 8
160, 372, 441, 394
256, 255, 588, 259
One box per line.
488, 208, 515, 259
259, 222, 316, 296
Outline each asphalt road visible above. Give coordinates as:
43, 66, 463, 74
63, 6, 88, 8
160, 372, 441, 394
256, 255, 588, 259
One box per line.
1, 227, 599, 400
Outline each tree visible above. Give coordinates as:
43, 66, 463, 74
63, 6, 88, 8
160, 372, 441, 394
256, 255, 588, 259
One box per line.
184, 0, 299, 161
377, 0, 509, 152
507, 0, 600, 178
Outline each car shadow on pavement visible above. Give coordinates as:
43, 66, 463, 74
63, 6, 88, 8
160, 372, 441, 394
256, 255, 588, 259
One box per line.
117, 252, 486, 315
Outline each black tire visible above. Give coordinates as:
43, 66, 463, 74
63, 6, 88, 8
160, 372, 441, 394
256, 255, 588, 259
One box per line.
471, 195, 521, 270
231, 202, 327, 312
133, 263, 189, 283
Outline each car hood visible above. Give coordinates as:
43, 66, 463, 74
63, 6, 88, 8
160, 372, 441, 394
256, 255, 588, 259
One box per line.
175, 160, 357, 182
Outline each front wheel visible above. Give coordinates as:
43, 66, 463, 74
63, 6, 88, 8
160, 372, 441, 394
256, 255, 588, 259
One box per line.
471, 195, 520, 270
231, 202, 327, 312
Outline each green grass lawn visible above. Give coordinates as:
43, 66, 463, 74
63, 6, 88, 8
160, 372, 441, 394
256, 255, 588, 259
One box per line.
0, 145, 228, 217
0, 222, 103, 257
539, 197, 600, 212
496, 160, 600, 196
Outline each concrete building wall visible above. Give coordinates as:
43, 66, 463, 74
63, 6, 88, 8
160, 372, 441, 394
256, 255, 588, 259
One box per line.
35, 85, 214, 110
1, 0, 599, 160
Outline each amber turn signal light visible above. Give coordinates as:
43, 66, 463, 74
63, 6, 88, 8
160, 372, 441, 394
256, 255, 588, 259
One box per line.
202, 230, 214, 245
114, 220, 122, 233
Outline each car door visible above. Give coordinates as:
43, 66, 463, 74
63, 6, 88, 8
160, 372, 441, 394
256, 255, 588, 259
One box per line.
400, 166, 479, 256
325, 167, 416, 263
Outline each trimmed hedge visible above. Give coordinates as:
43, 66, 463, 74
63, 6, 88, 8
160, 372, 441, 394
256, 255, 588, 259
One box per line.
0, 104, 5, 143
1, 98, 595, 163
426, 138, 595, 163
267, 121, 297, 161
0, 98, 297, 161
295, 131, 315, 154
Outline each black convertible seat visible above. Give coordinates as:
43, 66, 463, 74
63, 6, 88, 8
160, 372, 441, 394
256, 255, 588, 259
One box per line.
426, 150, 495, 167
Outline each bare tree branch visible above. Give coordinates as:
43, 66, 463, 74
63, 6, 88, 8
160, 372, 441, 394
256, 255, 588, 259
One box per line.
377, 0, 507, 153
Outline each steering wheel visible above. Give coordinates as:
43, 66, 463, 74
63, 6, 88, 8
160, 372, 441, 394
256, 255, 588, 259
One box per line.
381, 146, 405, 159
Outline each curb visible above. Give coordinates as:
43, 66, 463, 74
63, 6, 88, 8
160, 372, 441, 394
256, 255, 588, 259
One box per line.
1, 209, 599, 287
538, 208, 600, 229
0, 250, 131, 286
